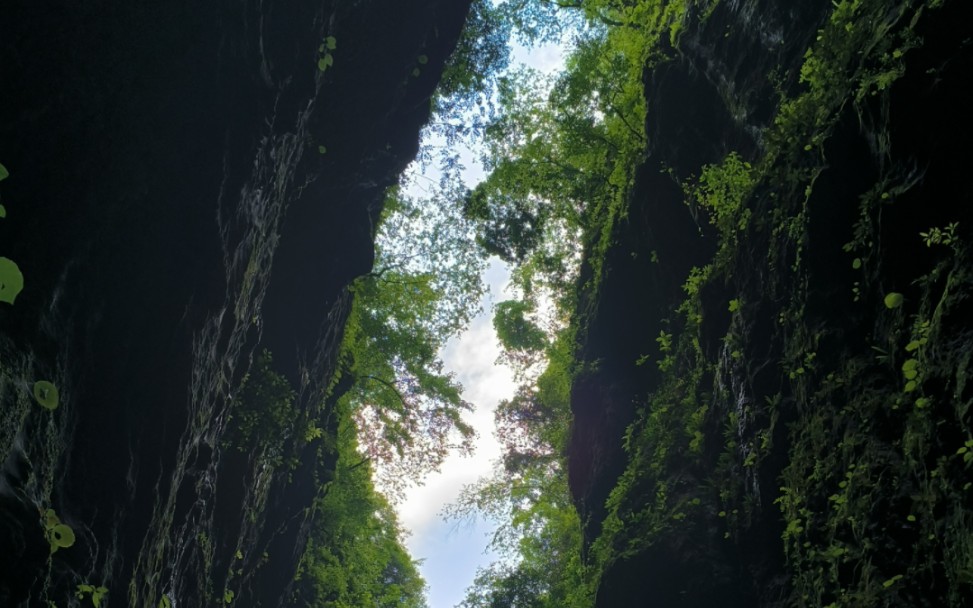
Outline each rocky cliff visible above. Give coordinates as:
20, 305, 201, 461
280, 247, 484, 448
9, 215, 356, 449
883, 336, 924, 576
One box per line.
0, 1, 470, 605
568, 0, 973, 605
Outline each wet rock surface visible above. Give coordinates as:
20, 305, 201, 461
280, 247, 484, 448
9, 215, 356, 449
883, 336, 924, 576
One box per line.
568, 0, 973, 605
0, 1, 470, 605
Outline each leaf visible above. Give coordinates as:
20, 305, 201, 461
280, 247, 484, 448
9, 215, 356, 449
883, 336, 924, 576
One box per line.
852, 258, 861, 269
326, 35, 337, 50
905, 340, 922, 352
0, 257, 24, 304
317, 145, 327, 154
417, 54, 428, 64
33, 380, 59, 410
902, 358, 918, 377
51, 523, 75, 548
0, 162, 8, 181
884, 292, 904, 309
0, 204, 6, 218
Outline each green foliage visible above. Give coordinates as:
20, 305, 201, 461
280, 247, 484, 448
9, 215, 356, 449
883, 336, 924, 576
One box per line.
454, 468, 590, 608
0, 162, 9, 181
449, 325, 588, 607
32, 380, 59, 410
437, 0, 512, 115
493, 300, 548, 365
43, 509, 76, 553
317, 37, 335, 71
683, 152, 755, 264
337, 186, 484, 494
883, 292, 904, 309
920, 222, 959, 248
228, 351, 303, 470
76, 584, 108, 607
290, 426, 428, 608
0, 257, 24, 304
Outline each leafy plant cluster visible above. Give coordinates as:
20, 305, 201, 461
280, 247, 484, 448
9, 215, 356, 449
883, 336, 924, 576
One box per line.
449, 329, 593, 608
334, 185, 484, 497
288, 415, 428, 608
226, 350, 311, 471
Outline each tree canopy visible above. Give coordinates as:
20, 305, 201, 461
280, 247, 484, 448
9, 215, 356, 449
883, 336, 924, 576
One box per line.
336, 185, 486, 496
290, 415, 428, 608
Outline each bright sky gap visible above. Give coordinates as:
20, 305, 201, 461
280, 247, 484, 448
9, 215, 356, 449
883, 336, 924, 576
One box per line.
392, 41, 567, 608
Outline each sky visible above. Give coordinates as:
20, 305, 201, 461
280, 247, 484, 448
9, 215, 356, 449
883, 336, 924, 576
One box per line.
391, 42, 567, 608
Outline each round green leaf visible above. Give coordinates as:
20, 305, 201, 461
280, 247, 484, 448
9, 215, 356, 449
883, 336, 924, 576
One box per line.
325, 36, 337, 50
417, 54, 428, 65
852, 258, 861, 269
0, 257, 24, 304
33, 380, 59, 410
51, 523, 75, 547
0, 162, 8, 181
0, 204, 6, 218
884, 292, 904, 309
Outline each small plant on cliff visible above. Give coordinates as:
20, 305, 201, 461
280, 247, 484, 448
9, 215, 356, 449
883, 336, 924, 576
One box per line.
317, 35, 336, 71
32, 380, 59, 410
75, 584, 108, 607
43, 508, 75, 553
684, 152, 755, 264
0, 162, 25, 305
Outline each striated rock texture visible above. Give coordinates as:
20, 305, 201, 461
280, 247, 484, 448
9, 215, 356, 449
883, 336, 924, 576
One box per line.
568, 0, 973, 606
0, 0, 470, 606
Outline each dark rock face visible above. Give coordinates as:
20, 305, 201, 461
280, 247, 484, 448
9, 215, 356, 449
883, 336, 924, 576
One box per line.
568, 0, 973, 606
569, 0, 827, 550
0, 1, 471, 605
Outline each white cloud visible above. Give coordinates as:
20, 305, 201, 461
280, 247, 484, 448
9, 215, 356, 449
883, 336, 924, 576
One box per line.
387, 258, 519, 608
512, 43, 567, 75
